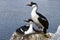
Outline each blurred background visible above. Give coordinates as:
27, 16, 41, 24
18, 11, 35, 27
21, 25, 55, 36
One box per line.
0, 0, 60, 40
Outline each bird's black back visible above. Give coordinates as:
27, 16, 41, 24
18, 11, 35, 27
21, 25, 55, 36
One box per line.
36, 12, 49, 29
16, 25, 29, 34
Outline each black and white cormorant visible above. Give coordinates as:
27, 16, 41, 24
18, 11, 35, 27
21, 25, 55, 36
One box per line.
16, 19, 36, 35
27, 2, 49, 33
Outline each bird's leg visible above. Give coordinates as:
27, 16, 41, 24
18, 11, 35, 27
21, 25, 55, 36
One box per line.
43, 28, 47, 34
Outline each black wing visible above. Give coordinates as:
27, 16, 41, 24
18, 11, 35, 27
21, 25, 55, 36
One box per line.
16, 25, 29, 34
21, 25, 29, 31
37, 12, 49, 29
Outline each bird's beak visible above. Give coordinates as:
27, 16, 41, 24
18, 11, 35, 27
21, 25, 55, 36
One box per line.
27, 4, 32, 6
24, 19, 28, 22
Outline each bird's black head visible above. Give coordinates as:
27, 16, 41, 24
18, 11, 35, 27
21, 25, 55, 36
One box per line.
27, 2, 37, 7
24, 19, 33, 23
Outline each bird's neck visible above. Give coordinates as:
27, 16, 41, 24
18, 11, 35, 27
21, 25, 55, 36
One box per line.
31, 6, 38, 13
29, 23, 33, 29
31, 6, 38, 17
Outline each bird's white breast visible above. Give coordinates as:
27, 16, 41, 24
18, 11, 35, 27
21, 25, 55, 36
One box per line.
25, 24, 35, 34
31, 6, 44, 28
31, 11, 40, 25
31, 11, 44, 28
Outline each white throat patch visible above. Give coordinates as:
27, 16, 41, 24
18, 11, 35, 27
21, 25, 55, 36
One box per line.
32, 5, 37, 8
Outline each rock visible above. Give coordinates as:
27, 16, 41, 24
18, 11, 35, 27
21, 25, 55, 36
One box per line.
10, 32, 50, 40
46, 25, 60, 40
10, 25, 60, 40
48, 25, 60, 40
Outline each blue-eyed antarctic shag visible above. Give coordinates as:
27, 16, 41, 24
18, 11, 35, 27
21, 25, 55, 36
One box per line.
16, 19, 36, 35
27, 2, 49, 33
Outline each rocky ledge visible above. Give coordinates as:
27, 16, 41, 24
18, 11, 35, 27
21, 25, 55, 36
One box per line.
10, 32, 50, 40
